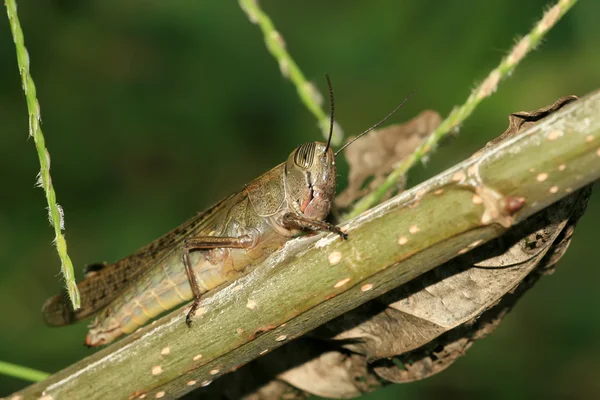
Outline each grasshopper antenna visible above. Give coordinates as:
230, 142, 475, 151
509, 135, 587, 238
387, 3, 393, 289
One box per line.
335, 89, 416, 157
324, 73, 335, 153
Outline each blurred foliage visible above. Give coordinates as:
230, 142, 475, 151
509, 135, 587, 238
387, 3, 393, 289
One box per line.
0, 0, 598, 398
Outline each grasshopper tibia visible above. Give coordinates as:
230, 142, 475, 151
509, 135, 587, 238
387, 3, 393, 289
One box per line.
182, 235, 255, 327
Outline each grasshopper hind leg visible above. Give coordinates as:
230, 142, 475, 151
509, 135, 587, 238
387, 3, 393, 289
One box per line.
182, 235, 255, 327
182, 249, 203, 327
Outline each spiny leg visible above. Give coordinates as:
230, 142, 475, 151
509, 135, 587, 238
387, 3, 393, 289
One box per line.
183, 235, 254, 327
282, 213, 348, 240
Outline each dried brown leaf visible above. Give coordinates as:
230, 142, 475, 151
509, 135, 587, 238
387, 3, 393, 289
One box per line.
473, 95, 578, 158
370, 186, 591, 383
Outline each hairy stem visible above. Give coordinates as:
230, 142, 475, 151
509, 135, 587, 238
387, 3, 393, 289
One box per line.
4, 0, 80, 308
238, 0, 343, 145
344, 0, 579, 219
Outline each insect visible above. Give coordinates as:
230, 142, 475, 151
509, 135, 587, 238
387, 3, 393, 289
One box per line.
41, 76, 411, 346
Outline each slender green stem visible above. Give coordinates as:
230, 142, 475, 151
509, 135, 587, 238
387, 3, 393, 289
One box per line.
5, 0, 80, 308
238, 0, 343, 145
0, 360, 49, 382
343, 0, 578, 219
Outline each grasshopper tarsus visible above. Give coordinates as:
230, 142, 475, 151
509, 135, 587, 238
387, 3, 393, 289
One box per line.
186, 298, 201, 328
325, 222, 348, 240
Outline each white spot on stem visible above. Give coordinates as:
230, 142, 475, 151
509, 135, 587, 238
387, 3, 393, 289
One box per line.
151, 365, 163, 376
328, 251, 342, 265
361, 283, 374, 292
481, 214, 492, 224
246, 299, 257, 310
547, 130, 562, 141
452, 171, 466, 182
334, 278, 351, 288
469, 240, 484, 248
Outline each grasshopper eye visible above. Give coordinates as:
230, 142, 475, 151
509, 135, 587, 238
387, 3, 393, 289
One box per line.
294, 142, 316, 168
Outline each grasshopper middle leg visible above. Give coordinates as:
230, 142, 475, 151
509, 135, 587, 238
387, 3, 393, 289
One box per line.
282, 212, 348, 240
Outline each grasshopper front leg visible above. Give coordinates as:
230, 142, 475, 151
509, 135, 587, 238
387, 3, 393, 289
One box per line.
282, 212, 348, 240
183, 235, 255, 326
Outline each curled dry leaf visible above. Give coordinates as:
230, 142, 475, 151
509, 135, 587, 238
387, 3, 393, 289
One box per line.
335, 110, 441, 208
370, 185, 591, 383
473, 95, 578, 157
186, 96, 591, 399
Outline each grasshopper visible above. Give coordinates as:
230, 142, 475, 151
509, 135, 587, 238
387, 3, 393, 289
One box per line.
42, 77, 410, 346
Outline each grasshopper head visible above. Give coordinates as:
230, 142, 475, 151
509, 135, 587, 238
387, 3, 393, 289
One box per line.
284, 141, 336, 221
281, 74, 412, 223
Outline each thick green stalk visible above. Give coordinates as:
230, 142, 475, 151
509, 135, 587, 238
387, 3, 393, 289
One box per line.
344, 0, 579, 219
13, 89, 600, 400
4, 0, 80, 309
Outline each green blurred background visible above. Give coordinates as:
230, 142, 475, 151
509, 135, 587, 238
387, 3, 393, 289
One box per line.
1, 0, 598, 398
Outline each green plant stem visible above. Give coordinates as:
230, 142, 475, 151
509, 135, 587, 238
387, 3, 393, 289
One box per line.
13, 89, 600, 400
0, 360, 49, 382
344, 0, 578, 219
5, 0, 80, 309
239, 0, 343, 145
